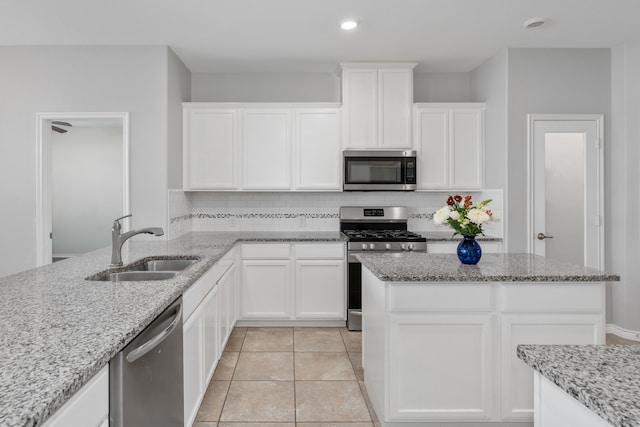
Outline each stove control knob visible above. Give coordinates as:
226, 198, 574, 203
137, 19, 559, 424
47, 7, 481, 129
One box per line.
361, 243, 368, 250
408, 243, 415, 251
385, 243, 391, 250
400, 243, 407, 251
369, 243, 376, 250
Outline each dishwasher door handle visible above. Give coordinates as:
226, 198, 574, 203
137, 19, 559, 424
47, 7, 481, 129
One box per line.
126, 302, 183, 363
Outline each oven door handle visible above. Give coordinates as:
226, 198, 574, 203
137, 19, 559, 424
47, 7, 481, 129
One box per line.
351, 310, 362, 317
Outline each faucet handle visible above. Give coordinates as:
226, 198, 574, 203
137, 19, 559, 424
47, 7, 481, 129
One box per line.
114, 214, 132, 224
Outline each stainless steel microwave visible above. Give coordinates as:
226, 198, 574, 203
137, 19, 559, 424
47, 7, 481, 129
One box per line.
343, 150, 417, 191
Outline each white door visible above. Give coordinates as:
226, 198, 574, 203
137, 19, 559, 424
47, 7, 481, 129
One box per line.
529, 115, 604, 269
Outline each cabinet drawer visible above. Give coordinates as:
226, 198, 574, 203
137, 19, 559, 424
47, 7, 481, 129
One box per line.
242, 243, 290, 259
501, 284, 604, 313
295, 243, 345, 259
389, 284, 493, 312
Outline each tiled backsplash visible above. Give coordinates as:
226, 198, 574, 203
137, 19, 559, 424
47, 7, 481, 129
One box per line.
169, 190, 504, 237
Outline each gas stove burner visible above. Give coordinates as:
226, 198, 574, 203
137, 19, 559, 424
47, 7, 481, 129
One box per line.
343, 229, 426, 242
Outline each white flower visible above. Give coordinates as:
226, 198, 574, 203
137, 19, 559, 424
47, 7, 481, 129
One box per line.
432, 206, 451, 224
449, 210, 460, 221
467, 208, 490, 224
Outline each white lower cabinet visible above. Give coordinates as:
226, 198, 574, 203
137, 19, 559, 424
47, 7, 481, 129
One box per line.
501, 313, 604, 420
361, 267, 605, 425
183, 302, 205, 427
239, 243, 346, 323
42, 366, 109, 427
534, 372, 611, 427
183, 250, 238, 427
388, 313, 494, 421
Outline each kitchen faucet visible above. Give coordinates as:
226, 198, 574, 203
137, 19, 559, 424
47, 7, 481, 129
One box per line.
110, 214, 164, 267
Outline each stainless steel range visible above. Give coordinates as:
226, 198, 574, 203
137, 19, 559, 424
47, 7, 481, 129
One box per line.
340, 206, 426, 330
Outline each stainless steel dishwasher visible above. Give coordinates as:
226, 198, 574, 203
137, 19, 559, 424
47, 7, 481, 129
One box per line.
110, 296, 184, 427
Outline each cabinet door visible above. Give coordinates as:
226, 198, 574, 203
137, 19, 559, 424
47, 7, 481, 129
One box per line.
218, 264, 237, 351
242, 109, 291, 190
450, 108, 484, 189
41, 366, 108, 427
241, 260, 291, 319
202, 286, 219, 384
415, 107, 449, 189
294, 108, 341, 190
388, 313, 494, 421
500, 314, 603, 421
378, 68, 413, 148
342, 68, 377, 148
295, 259, 345, 319
184, 108, 239, 190
183, 304, 205, 427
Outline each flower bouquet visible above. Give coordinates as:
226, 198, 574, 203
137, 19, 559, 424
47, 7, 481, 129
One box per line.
431, 195, 494, 264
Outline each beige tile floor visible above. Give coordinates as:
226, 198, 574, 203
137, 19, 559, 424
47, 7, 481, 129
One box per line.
193, 327, 377, 427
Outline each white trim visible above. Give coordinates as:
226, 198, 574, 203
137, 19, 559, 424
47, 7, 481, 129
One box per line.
606, 323, 640, 341
527, 114, 605, 269
36, 112, 130, 267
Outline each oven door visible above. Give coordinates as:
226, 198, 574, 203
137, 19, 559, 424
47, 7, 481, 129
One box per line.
347, 252, 362, 331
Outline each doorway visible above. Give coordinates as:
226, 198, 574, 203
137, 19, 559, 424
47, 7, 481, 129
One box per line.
36, 112, 130, 266
528, 114, 604, 269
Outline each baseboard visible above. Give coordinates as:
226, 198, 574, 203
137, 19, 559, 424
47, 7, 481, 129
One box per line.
606, 323, 640, 340
236, 319, 346, 328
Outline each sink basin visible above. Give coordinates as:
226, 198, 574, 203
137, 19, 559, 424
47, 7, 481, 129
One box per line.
138, 259, 199, 271
97, 271, 179, 282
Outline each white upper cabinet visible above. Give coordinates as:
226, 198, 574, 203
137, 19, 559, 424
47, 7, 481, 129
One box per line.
414, 103, 485, 190
242, 108, 292, 190
341, 62, 416, 149
294, 108, 342, 190
183, 106, 239, 190
183, 103, 341, 192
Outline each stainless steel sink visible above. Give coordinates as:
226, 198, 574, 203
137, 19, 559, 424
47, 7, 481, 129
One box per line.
98, 271, 179, 282
137, 259, 199, 272
86, 256, 200, 282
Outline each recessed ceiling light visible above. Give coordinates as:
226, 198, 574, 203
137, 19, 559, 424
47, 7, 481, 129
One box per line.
340, 20, 358, 30
522, 17, 548, 29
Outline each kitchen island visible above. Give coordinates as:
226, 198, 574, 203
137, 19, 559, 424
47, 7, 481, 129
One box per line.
518, 344, 640, 427
357, 252, 619, 427
0, 231, 345, 427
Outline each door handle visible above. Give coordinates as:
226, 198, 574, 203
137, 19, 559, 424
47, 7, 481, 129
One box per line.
537, 233, 554, 240
126, 302, 182, 363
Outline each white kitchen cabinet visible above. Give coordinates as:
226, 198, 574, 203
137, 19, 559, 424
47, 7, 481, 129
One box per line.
239, 243, 346, 324
414, 103, 485, 189
217, 263, 236, 351
341, 62, 416, 149
362, 267, 605, 425
242, 108, 292, 190
426, 240, 502, 254
183, 301, 205, 427
294, 243, 346, 319
388, 313, 495, 421
183, 106, 239, 190
501, 313, 604, 420
41, 366, 108, 427
183, 103, 341, 192
534, 372, 611, 427
294, 108, 342, 190
183, 249, 238, 427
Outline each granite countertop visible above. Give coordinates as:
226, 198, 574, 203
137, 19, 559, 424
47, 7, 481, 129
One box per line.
356, 252, 620, 282
518, 344, 640, 427
0, 231, 345, 427
419, 231, 502, 242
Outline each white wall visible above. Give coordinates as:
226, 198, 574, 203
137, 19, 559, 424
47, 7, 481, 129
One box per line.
167, 48, 192, 189
0, 46, 173, 277
610, 42, 640, 332
52, 126, 123, 257
505, 48, 612, 252
414, 72, 470, 102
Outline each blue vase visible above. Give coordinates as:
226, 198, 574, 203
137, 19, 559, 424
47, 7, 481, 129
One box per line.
457, 236, 482, 264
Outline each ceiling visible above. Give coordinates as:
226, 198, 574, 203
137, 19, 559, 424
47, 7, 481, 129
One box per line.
1, 0, 640, 73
